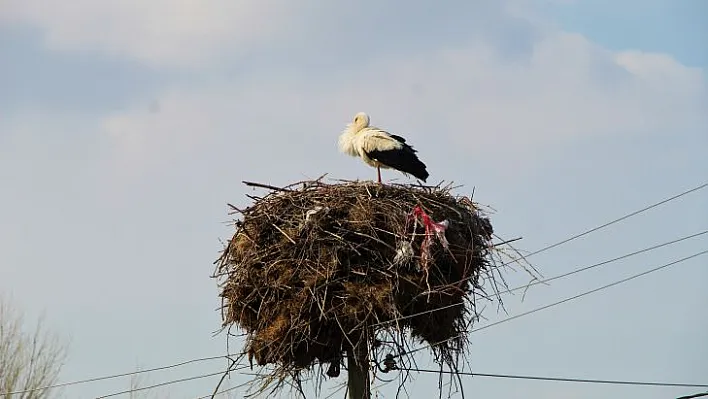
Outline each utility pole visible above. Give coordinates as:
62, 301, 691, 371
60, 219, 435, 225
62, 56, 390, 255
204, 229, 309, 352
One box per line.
347, 342, 370, 399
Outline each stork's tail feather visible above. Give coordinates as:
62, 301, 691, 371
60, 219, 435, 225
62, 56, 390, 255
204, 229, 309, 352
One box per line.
406, 157, 429, 182
365, 146, 429, 182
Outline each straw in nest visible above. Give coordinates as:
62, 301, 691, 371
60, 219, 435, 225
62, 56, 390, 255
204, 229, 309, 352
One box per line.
213, 178, 501, 395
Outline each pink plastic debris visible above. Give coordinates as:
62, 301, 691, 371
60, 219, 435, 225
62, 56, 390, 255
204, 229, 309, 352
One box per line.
411, 205, 450, 248
408, 206, 452, 292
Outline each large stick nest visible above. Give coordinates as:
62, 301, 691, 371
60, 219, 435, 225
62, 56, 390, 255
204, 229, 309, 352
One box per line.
213, 179, 500, 393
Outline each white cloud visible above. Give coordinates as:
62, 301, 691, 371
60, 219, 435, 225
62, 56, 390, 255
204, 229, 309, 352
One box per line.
6, 0, 702, 179
100, 29, 707, 178
104, 90, 220, 168
0, 0, 308, 68
615, 50, 707, 94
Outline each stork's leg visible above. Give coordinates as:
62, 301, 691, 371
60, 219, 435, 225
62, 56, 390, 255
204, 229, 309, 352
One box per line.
377, 166, 382, 184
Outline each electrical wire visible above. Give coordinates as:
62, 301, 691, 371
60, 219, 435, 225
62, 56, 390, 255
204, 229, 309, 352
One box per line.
95, 371, 224, 399
470, 249, 708, 333
397, 249, 708, 358
95, 364, 251, 399
511, 182, 707, 261
0, 354, 243, 396
380, 181, 708, 313
193, 385, 240, 399
189, 369, 708, 398
120, 183, 708, 396
5, 183, 705, 397
401, 367, 708, 388
677, 392, 708, 399
370, 229, 708, 328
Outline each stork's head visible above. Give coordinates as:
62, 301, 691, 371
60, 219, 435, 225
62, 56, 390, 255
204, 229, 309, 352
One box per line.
351, 112, 370, 132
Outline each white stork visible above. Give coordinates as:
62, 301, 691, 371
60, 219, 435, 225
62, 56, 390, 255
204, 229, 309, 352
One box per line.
338, 112, 429, 184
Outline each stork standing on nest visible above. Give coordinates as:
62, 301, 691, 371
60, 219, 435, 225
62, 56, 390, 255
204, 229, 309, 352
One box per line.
338, 112, 429, 184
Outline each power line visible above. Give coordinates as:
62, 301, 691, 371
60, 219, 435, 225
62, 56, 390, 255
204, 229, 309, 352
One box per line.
506, 230, 707, 296
382, 182, 708, 359
0, 354, 242, 396
403, 367, 708, 389
95, 364, 251, 399
14, 246, 705, 397
398, 248, 708, 358
190, 370, 708, 398
514, 182, 707, 260
677, 392, 708, 399
102, 183, 708, 395
194, 385, 240, 399
95, 371, 224, 399
188, 370, 708, 398
104, 247, 708, 397
389, 181, 708, 312
6, 183, 705, 397
370, 230, 708, 328
471, 249, 708, 333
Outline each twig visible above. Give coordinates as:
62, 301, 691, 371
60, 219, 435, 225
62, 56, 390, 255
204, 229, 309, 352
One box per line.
490, 237, 522, 248
242, 181, 294, 192
226, 203, 247, 214
210, 358, 238, 399
272, 223, 297, 245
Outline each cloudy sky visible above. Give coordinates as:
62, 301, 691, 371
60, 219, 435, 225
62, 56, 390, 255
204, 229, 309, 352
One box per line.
1, 0, 706, 398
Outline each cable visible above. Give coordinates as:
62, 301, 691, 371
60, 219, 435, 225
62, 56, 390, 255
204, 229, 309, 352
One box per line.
95, 371, 224, 399
117, 247, 708, 397
376, 181, 708, 318
370, 230, 708, 328
381, 182, 708, 357
190, 372, 708, 398
471, 249, 708, 333
677, 392, 708, 399
503, 230, 707, 296
0, 354, 243, 396
105, 183, 708, 396
513, 182, 707, 260
194, 385, 240, 399
191, 370, 708, 398
402, 367, 708, 389
398, 249, 708, 358
95, 364, 251, 399
6, 183, 705, 396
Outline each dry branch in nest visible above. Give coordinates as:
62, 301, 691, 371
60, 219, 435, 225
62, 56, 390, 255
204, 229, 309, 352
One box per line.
213, 178, 504, 396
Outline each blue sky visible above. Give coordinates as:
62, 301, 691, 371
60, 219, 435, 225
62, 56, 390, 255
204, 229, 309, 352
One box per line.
1, 1, 706, 398
548, 0, 708, 66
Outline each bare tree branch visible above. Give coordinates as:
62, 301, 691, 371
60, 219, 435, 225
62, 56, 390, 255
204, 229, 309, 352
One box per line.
0, 296, 68, 399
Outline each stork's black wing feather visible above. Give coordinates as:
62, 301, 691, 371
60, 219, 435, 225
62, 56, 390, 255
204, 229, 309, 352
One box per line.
389, 134, 408, 145
365, 143, 429, 182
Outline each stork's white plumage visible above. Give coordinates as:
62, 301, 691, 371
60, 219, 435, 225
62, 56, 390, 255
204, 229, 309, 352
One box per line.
338, 112, 429, 184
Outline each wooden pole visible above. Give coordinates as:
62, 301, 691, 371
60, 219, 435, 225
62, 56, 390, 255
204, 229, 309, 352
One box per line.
347, 342, 370, 399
